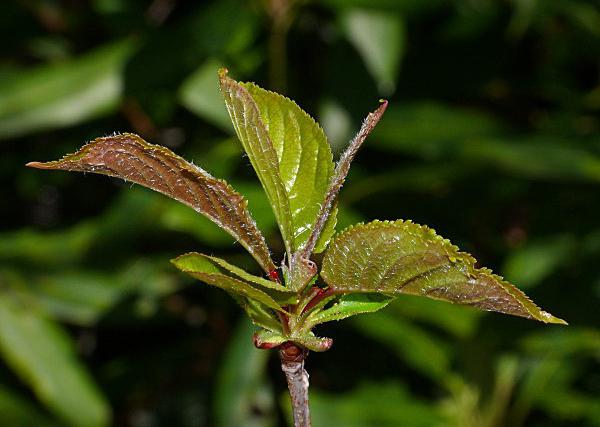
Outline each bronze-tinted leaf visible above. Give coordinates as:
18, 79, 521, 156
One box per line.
26, 133, 275, 273
321, 220, 566, 324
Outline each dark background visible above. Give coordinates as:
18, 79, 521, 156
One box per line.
1, 0, 599, 426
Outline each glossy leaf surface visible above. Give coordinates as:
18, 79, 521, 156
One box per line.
321, 220, 566, 324
219, 71, 294, 254
171, 252, 285, 313
26, 133, 275, 273
220, 71, 335, 253
242, 82, 335, 250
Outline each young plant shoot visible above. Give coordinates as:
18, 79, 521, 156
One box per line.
28, 69, 566, 427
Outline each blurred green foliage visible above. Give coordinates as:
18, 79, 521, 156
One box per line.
1, 0, 598, 426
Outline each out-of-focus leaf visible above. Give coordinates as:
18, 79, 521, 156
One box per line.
463, 136, 600, 182
372, 102, 505, 158
0, 385, 58, 427
341, 8, 404, 95
27, 133, 276, 272
321, 220, 566, 324
31, 272, 124, 325
0, 298, 110, 427
319, 99, 353, 154
214, 320, 275, 427
0, 40, 133, 140
352, 311, 451, 380
0, 224, 95, 267
179, 59, 233, 133
221, 71, 335, 252
309, 382, 442, 427
503, 235, 575, 288
307, 293, 393, 326
387, 295, 482, 339
521, 328, 600, 357
170, 253, 286, 313
220, 71, 293, 254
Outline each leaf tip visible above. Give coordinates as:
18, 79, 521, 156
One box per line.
217, 67, 229, 78
540, 311, 568, 325
25, 161, 48, 169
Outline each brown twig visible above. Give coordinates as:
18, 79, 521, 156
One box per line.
280, 343, 311, 427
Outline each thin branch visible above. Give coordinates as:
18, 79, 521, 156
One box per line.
301, 100, 388, 258
280, 344, 311, 427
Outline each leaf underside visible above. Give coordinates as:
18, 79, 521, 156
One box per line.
219, 70, 335, 254
321, 220, 566, 324
26, 133, 275, 273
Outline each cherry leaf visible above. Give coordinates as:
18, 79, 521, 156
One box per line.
171, 252, 286, 313
219, 70, 294, 255
26, 133, 275, 273
321, 220, 566, 324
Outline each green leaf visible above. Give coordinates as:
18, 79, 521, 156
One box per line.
309, 382, 443, 427
313, 204, 338, 254
352, 311, 452, 380
0, 40, 134, 140
27, 133, 276, 273
214, 320, 275, 427
220, 70, 335, 253
171, 252, 286, 313
0, 385, 58, 427
241, 82, 335, 250
179, 59, 233, 133
219, 71, 294, 254
321, 220, 566, 324
0, 299, 110, 427
371, 102, 505, 158
503, 235, 575, 289
307, 293, 393, 326
341, 8, 405, 95
173, 252, 292, 293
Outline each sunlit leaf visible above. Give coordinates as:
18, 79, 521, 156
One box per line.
179, 59, 233, 133
321, 220, 566, 324
220, 70, 335, 253
341, 8, 404, 95
27, 133, 276, 273
0, 40, 133, 140
171, 252, 286, 313
0, 299, 110, 427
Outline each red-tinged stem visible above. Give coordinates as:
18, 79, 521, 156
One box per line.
280, 343, 311, 427
302, 288, 336, 315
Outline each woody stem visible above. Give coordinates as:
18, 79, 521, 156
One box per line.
279, 343, 311, 427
